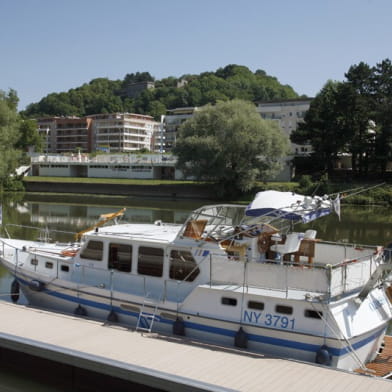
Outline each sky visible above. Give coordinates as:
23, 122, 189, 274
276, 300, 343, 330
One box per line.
0, 0, 391, 111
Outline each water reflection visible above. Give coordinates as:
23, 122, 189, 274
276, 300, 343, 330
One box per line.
1, 194, 204, 243
296, 205, 392, 246
1, 195, 391, 246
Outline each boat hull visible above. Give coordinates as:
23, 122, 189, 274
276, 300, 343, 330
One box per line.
12, 271, 389, 371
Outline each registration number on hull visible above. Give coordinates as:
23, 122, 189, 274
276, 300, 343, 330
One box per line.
243, 311, 295, 329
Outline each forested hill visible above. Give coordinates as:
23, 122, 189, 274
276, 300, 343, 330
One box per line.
22, 64, 300, 120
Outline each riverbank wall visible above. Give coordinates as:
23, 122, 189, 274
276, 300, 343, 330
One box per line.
23, 180, 215, 200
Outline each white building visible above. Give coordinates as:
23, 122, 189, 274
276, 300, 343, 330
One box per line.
89, 113, 159, 153
256, 99, 313, 155
30, 154, 183, 180
163, 107, 198, 152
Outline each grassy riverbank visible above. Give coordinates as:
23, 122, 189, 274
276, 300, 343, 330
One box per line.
23, 176, 201, 186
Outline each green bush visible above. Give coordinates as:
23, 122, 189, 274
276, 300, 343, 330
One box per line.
2, 178, 25, 192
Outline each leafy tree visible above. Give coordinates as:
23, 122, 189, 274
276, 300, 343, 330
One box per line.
0, 90, 22, 190
372, 59, 392, 173
344, 62, 375, 174
22, 65, 299, 120
292, 59, 392, 177
291, 81, 346, 173
17, 119, 43, 153
173, 99, 289, 198
122, 72, 154, 87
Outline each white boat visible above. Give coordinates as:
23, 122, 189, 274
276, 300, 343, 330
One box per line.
1, 190, 392, 372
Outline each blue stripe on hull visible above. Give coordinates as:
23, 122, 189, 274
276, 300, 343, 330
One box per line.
17, 277, 387, 360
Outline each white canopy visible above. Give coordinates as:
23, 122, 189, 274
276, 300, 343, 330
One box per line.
245, 190, 333, 223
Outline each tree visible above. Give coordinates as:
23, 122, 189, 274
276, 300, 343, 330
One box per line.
291, 81, 348, 173
22, 64, 299, 119
0, 90, 22, 190
122, 72, 154, 87
292, 59, 392, 177
344, 62, 375, 174
17, 119, 43, 153
173, 99, 289, 198
372, 59, 392, 173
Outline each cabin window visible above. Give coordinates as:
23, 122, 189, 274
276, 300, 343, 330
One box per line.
80, 240, 103, 261
169, 249, 200, 282
45, 262, 53, 269
137, 246, 164, 277
61, 265, 69, 272
31, 258, 38, 266
248, 301, 264, 311
305, 309, 323, 319
109, 243, 132, 272
275, 305, 293, 315
221, 297, 237, 306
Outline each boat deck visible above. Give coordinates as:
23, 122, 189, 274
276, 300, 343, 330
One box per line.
356, 335, 392, 378
0, 301, 391, 391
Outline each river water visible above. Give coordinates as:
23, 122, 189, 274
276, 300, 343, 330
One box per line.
0, 193, 391, 390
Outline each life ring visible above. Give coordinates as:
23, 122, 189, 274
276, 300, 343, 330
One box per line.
257, 233, 270, 253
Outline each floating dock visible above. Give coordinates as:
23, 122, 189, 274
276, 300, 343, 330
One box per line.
0, 301, 391, 392
355, 335, 392, 378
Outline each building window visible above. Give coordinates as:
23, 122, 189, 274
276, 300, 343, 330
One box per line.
137, 246, 164, 277
169, 249, 200, 281
80, 240, 103, 261
109, 243, 132, 272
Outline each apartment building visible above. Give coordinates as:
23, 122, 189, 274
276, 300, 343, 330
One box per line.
162, 100, 312, 154
163, 107, 198, 152
89, 113, 159, 153
37, 113, 160, 154
37, 117, 56, 153
256, 99, 313, 155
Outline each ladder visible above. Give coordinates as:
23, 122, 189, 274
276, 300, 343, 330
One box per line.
136, 294, 161, 333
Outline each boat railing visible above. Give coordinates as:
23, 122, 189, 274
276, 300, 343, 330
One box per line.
205, 243, 384, 299
0, 240, 21, 267
71, 264, 200, 305
0, 238, 200, 304
1, 237, 387, 304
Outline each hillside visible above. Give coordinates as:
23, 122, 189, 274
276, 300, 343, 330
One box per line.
22, 65, 300, 120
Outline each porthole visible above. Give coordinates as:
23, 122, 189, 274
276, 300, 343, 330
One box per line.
305, 309, 322, 319
275, 305, 293, 315
248, 301, 264, 310
222, 297, 237, 306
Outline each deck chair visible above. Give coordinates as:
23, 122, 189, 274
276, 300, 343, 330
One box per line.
304, 229, 317, 240
270, 232, 303, 261
183, 220, 208, 240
